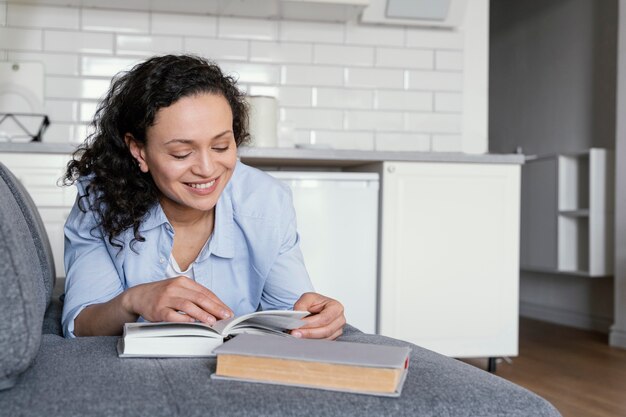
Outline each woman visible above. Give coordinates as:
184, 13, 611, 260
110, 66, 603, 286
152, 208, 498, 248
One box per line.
61, 54, 345, 339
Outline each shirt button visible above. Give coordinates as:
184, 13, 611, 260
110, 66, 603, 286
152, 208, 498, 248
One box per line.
159, 257, 165, 264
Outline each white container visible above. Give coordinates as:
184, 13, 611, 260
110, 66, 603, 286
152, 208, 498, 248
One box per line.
247, 95, 277, 147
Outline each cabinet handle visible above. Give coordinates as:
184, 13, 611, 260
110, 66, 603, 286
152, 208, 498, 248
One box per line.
387, 165, 396, 173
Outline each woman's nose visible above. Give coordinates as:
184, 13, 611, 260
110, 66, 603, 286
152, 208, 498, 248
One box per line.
192, 152, 214, 176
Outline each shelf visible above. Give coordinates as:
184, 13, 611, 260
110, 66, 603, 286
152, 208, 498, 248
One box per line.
520, 266, 612, 278
559, 209, 590, 217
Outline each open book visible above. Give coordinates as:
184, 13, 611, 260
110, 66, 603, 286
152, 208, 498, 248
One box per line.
117, 310, 309, 358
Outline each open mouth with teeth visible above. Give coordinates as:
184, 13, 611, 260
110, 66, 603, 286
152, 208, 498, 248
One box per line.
185, 178, 218, 192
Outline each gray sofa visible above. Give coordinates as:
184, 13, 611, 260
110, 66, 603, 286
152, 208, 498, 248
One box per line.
0, 161, 561, 417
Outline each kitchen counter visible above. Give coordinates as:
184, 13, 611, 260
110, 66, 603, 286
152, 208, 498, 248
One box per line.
0, 142, 525, 167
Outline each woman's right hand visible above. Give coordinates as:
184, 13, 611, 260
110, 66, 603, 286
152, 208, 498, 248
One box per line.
123, 276, 234, 324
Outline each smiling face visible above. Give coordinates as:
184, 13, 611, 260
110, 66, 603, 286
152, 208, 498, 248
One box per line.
127, 93, 238, 221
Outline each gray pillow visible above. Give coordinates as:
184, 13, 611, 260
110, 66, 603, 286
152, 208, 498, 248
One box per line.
0, 167, 47, 390
0, 163, 56, 305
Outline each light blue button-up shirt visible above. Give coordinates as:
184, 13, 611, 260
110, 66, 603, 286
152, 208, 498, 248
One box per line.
61, 160, 314, 338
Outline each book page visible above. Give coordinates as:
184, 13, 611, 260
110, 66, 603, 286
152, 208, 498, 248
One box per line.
124, 322, 221, 338
212, 310, 309, 335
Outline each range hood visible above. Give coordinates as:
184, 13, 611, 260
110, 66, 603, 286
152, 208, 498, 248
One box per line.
361, 0, 468, 27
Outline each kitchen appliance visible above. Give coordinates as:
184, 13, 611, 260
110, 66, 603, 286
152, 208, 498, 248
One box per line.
268, 171, 380, 334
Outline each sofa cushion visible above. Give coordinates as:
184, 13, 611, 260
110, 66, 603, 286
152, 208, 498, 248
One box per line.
0, 163, 56, 305
0, 174, 46, 390
0, 327, 561, 417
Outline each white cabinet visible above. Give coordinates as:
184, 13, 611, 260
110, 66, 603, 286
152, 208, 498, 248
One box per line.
521, 148, 614, 277
374, 161, 521, 358
0, 152, 74, 278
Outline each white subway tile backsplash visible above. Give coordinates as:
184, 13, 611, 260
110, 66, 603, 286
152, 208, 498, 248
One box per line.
185, 38, 248, 61
282, 65, 343, 87
345, 68, 404, 89
435, 92, 462, 112
375, 132, 430, 151
45, 76, 110, 100
82, 9, 149, 34
45, 30, 112, 54
314, 44, 373, 67
8, 4, 78, 30
281, 108, 343, 130
375, 90, 431, 111
152, 13, 217, 37
315, 87, 373, 109
7, 52, 79, 75
11, 3, 471, 151
279, 20, 343, 44
219, 62, 280, 85
311, 130, 374, 150
248, 85, 312, 107
0, 3, 6, 26
44, 122, 87, 144
376, 47, 433, 69
406, 29, 463, 50
345, 110, 404, 131
79, 101, 98, 122
117, 35, 183, 56
407, 70, 463, 91
81, 56, 139, 77
432, 134, 462, 151
44, 99, 79, 123
436, 51, 463, 70
251, 41, 312, 64
345, 22, 404, 46
0, 27, 42, 51
406, 113, 462, 133
219, 17, 277, 41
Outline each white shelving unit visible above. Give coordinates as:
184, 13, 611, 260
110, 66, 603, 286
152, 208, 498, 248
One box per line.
521, 148, 614, 277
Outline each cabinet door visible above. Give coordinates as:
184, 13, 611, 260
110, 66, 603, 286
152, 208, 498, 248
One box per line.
379, 162, 520, 358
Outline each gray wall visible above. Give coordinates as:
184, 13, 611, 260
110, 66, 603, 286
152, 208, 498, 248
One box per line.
489, 0, 617, 332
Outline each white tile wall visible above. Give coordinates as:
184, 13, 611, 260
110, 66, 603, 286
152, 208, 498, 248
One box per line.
0, 3, 473, 152
185, 38, 248, 61
314, 44, 373, 67
8, 52, 79, 75
315, 87, 373, 109
279, 20, 343, 44
44, 30, 113, 54
116, 35, 183, 56
152, 13, 217, 37
375, 132, 430, 151
251, 41, 312, 64
219, 17, 277, 40
82, 9, 149, 34
0, 2, 6, 26
435, 51, 463, 70
7, 4, 79, 30
0, 27, 42, 50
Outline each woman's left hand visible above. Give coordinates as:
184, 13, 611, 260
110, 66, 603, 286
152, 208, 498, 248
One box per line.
291, 292, 346, 340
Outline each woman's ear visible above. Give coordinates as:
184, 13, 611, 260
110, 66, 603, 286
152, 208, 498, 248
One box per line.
125, 134, 149, 173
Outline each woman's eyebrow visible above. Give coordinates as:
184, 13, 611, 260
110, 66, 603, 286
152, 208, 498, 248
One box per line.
163, 130, 233, 146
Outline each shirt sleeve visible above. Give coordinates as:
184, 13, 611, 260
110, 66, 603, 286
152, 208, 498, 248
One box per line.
61, 184, 125, 338
260, 187, 314, 311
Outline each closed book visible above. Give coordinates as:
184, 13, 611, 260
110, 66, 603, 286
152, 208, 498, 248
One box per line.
211, 334, 411, 397
117, 310, 309, 358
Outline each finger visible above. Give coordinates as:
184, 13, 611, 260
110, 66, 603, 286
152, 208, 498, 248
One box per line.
293, 292, 320, 311
293, 315, 346, 339
171, 278, 234, 319
299, 301, 343, 329
326, 327, 343, 340
162, 308, 199, 323
179, 289, 233, 320
171, 298, 219, 324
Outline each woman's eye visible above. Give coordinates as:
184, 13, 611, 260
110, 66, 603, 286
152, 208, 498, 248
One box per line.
172, 153, 191, 160
213, 146, 229, 152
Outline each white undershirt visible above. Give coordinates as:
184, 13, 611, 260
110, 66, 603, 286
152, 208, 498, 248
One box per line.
164, 236, 212, 281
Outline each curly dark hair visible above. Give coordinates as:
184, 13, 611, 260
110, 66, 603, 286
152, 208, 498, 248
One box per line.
64, 54, 250, 248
